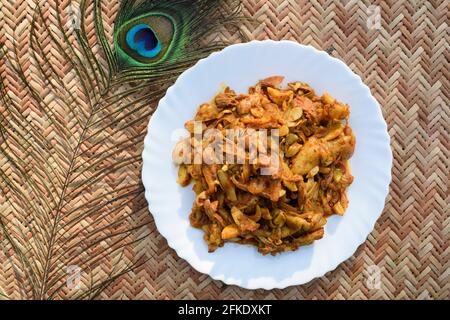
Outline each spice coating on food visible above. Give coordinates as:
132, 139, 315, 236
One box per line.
173, 76, 356, 255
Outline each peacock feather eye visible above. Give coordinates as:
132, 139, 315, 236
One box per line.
115, 14, 176, 66
125, 24, 162, 58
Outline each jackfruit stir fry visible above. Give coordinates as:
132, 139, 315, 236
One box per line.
173, 76, 356, 255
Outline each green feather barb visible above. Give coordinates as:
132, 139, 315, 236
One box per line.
0, 0, 244, 299
111, 0, 244, 72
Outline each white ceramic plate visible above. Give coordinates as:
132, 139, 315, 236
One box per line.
141, 40, 392, 289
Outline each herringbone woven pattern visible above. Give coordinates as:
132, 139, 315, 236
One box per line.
0, 0, 448, 299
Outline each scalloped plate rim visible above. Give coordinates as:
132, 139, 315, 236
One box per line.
141, 40, 392, 290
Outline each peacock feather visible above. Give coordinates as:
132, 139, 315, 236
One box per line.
115, 1, 189, 67
113, 0, 247, 73
0, 0, 245, 299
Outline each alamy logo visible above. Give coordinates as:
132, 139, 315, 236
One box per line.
66, 265, 81, 290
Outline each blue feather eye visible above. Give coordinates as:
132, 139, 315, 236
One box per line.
115, 13, 176, 66
125, 24, 162, 58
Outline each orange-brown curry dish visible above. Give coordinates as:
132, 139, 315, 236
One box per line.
173, 76, 355, 255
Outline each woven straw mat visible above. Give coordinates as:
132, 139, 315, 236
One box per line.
0, 0, 448, 299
